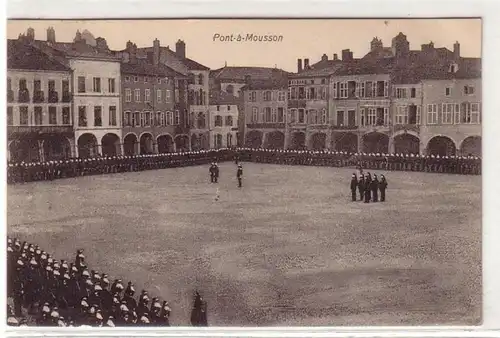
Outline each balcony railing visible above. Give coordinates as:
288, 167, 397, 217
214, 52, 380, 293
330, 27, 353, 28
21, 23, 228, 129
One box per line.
7, 90, 14, 103
62, 92, 72, 103
48, 91, 59, 103
18, 90, 30, 103
33, 90, 45, 103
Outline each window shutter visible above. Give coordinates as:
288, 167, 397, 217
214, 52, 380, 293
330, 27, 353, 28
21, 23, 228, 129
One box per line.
417, 105, 421, 125
333, 82, 338, 98
384, 81, 389, 97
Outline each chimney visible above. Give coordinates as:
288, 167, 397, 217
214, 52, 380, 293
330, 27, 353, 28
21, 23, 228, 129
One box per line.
321, 54, 328, 62
297, 58, 303, 72
95, 37, 109, 51
175, 39, 186, 59
26, 27, 35, 41
333, 53, 338, 61
126, 41, 137, 64
74, 30, 82, 43
453, 41, 460, 60
304, 58, 310, 69
371, 37, 383, 51
46, 27, 56, 43
153, 38, 160, 65
341, 49, 352, 61
244, 75, 252, 84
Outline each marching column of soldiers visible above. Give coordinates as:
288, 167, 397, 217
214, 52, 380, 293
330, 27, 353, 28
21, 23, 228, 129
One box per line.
7, 149, 234, 185
7, 237, 208, 327
236, 148, 481, 175
350, 172, 388, 203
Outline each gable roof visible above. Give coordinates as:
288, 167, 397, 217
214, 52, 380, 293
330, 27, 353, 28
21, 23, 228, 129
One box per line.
209, 90, 241, 105
31, 40, 119, 61
7, 39, 70, 72
136, 46, 210, 71
211, 66, 289, 82
121, 59, 183, 77
240, 76, 289, 91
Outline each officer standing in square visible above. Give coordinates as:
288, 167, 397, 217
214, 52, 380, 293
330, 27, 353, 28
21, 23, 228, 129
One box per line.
236, 164, 243, 188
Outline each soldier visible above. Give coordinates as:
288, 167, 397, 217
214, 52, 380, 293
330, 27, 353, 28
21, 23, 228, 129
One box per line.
190, 291, 207, 326
364, 174, 371, 203
357, 175, 365, 202
236, 164, 243, 188
379, 174, 388, 202
209, 163, 216, 183
371, 174, 379, 202
213, 162, 220, 183
350, 174, 358, 201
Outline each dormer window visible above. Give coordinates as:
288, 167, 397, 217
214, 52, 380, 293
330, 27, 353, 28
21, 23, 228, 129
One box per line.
449, 63, 458, 73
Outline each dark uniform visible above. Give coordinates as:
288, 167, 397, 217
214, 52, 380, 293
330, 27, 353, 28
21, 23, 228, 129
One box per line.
379, 175, 388, 202
371, 174, 379, 202
364, 174, 371, 203
350, 174, 358, 201
236, 165, 243, 188
357, 175, 365, 202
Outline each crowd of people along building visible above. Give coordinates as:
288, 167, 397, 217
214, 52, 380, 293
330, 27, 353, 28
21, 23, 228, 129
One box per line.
7, 28, 481, 165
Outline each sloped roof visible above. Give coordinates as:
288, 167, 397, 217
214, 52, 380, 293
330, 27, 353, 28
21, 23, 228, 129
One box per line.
240, 77, 289, 91
32, 40, 119, 60
136, 46, 210, 71
290, 63, 344, 78
209, 90, 241, 105
211, 66, 289, 81
7, 39, 70, 72
121, 59, 183, 77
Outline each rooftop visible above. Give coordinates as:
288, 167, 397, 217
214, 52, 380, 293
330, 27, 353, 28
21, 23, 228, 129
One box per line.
210, 66, 289, 82
7, 39, 70, 72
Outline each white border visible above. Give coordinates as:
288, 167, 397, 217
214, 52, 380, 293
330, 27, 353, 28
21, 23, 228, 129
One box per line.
3, 0, 500, 336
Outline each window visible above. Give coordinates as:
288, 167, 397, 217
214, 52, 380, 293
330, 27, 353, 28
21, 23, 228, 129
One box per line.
109, 106, 117, 126
290, 109, 297, 123
78, 76, 86, 93
19, 107, 29, 125
145, 89, 151, 102
471, 103, 480, 123
309, 109, 318, 124
94, 106, 102, 126
270, 108, 277, 123
49, 106, 57, 124
197, 113, 205, 128
144, 77, 149, 83
365, 81, 372, 98
347, 81, 356, 98
130, 112, 137, 126
93, 77, 101, 92
125, 76, 130, 82
395, 106, 408, 125
336, 110, 344, 126
416, 105, 421, 125
289, 87, 297, 100
78, 106, 87, 126
157, 78, 162, 84
321, 108, 328, 125
125, 88, 132, 102
198, 74, 204, 85
396, 88, 407, 99
134, 76, 139, 82
215, 115, 223, 127
278, 91, 285, 101
226, 84, 234, 95
410, 88, 416, 98
62, 107, 70, 125
108, 78, 116, 93
48, 80, 55, 92
298, 108, 305, 123
347, 110, 356, 126
463, 103, 480, 124
123, 111, 131, 126
157, 90, 162, 103
367, 108, 377, 126
339, 82, 348, 98
464, 85, 475, 95
216, 105, 220, 111
174, 110, 180, 125
227, 105, 231, 111
34, 107, 43, 125
165, 90, 171, 103
7, 107, 13, 125
445, 87, 451, 96
264, 107, 272, 122
298, 87, 305, 99
251, 107, 258, 123
359, 82, 366, 98
249, 91, 257, 102
427, 104, 438, 124
140, 112, 147, 126
441, 103, 454, 124
278, 107, 285, 122
166, 111, 173, 125
134, 89, 141, 102
226, 116, 234, 126
321, 87, 327, 100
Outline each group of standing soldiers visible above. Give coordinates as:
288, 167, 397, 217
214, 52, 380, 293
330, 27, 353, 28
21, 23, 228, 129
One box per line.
7, 149, 234, 185
7, 237, 208, 327
350, 171, 388, 203
208, 161, 244, 188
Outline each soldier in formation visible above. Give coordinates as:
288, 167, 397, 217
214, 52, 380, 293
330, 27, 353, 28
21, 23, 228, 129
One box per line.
236, 164, 243, 188
7, 237, 178, 327
350, 172, 388, 203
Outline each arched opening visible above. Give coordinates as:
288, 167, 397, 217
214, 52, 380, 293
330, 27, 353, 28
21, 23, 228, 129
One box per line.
460, 136, 481, 157
310, 133, 326, 150
140, 133, 154, 155
102, 133, 121, 157
9, 138, 40, 163
362, 132, 389, 154
175, 134, 189, 152
157, 134, 174, 154
77, 133, 98, 158
265, 131, 285, 149
123, 133, 138, 156
427, 136, 457, 156
43, 134, 71, 160
334, 132, 358, 153
245, 130, 263, 148
290, 132, 306, 150
191, 134, 200, 151
394, 133, 420, 155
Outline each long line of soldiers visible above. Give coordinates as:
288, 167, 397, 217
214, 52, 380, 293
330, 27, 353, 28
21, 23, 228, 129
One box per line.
7, 149, 234, 184
7, 237, 208, 327
236, 148, 481, 175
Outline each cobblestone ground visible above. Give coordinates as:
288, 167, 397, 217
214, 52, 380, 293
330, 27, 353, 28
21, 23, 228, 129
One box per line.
7, 162, 481, 326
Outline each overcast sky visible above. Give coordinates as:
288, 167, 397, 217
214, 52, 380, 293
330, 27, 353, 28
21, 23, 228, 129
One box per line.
8, 19, 481, 72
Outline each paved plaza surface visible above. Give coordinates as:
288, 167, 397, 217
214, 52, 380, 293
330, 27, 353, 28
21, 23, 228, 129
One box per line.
7, 162, 481, 326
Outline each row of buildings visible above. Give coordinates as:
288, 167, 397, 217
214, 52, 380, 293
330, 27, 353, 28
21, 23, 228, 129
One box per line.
7, 28, 481, 162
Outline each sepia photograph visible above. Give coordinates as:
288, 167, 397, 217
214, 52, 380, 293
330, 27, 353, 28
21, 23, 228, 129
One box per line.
5, 18, 482, 328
